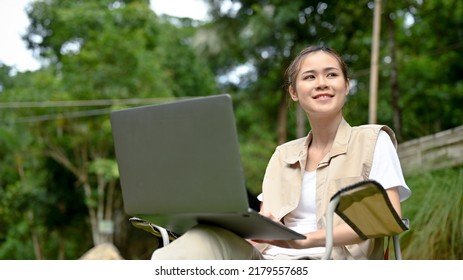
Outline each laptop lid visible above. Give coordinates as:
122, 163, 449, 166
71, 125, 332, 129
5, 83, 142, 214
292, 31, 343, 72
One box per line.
110, 94, 250, 215
110, 94, 305, 240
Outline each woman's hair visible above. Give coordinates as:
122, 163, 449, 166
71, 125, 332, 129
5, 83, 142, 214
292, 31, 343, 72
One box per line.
284, 46, 349, 91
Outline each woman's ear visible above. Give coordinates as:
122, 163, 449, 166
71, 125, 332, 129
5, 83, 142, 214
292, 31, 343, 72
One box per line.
289, 85, 298, 101
345, 79, 351, 96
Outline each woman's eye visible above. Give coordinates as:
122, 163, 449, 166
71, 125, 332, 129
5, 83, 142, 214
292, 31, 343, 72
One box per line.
327, 73, 338, 78
303, 75, 315, 80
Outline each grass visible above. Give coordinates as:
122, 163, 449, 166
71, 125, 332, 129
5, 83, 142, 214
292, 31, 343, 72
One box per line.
400, 167, 463, 259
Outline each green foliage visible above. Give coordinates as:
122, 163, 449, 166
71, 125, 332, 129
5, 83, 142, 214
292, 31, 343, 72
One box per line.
0, 63, 14, 91
391, 0, 463, 139
89, 158, 119, 181
0, 0, 218, 259
0, 218, 36, 259
401, 167, 463, 259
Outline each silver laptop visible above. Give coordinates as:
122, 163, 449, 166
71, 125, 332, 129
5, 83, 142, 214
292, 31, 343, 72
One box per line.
110, 94, 305, 240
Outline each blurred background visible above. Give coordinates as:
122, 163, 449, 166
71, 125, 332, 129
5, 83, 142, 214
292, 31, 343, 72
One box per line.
0, 0, 461, 260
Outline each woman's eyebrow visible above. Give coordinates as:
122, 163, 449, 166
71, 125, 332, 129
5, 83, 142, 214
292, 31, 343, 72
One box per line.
300, 67, 340, 75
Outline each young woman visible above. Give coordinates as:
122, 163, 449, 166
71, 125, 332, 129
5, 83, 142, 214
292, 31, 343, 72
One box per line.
151, 46, 411, 260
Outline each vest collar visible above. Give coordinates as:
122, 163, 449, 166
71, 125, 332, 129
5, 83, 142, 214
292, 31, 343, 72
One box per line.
319, 118, 351, 167
282, 118, 352, 167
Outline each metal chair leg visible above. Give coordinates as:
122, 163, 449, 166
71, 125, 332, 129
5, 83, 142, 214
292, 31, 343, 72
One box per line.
322, 195, 341, 260
393, 235, 402, 260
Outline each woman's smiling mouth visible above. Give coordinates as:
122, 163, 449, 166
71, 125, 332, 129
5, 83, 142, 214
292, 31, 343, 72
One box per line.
313, 93, 334, 99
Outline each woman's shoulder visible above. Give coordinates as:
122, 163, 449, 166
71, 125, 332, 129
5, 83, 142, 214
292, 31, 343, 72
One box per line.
352, 123, 390, 133
351, 124, 397, 147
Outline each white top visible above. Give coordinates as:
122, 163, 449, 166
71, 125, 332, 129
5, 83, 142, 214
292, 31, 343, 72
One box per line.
263, 130, 411, 257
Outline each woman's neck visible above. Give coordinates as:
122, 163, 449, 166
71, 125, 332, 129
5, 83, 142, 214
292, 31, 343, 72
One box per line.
305, 114, 343, 172
307, 114, 342, 149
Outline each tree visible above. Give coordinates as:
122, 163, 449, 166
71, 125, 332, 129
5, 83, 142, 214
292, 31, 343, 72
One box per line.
1, 0, 217, 258
0, 68, 93, 259
393, 0, 463, 139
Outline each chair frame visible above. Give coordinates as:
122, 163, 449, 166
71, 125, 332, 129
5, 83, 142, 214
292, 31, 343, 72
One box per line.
322, 180, 409, 260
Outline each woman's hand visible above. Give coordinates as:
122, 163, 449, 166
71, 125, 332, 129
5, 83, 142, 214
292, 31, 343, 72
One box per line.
251, 212, 311, 249
251, 212, 364, 249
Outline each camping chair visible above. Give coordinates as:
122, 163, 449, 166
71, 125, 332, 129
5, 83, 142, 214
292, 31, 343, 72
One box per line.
130, 217, 178, 247
322, 180, 410, 260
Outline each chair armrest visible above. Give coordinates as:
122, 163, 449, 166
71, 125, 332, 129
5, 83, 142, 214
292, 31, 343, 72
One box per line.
129, 217, 178, 247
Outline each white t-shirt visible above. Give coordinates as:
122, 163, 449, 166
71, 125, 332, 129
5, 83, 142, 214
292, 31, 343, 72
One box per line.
263, 130, 411, 257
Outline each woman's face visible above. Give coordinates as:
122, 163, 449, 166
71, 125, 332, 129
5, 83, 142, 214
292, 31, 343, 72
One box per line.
289, 51, 349, 119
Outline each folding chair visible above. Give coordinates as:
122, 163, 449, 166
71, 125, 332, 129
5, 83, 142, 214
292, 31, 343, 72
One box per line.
129, 217, 178, 248
322, 180, 410, 260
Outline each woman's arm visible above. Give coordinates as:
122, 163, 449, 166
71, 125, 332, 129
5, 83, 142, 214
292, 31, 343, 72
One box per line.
252, 221, 362, 249
253, 186, 402, 249
386, 186, 402, 217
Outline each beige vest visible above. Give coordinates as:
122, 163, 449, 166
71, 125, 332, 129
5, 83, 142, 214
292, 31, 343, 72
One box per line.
261, 118, 396, 259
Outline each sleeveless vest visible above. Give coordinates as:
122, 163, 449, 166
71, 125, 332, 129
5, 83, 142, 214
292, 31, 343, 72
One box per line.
261, 118, 397, 259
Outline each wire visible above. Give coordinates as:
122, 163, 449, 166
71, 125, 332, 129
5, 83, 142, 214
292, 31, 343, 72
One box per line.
0, 97, 181, 108
0, 96, 208, 124
2, 108, 113, 124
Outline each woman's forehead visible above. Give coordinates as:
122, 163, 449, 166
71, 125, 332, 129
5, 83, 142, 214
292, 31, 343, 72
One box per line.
299, 51, 341, 69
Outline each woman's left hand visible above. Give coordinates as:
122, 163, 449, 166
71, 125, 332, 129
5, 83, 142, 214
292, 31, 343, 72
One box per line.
252, 212, 310, 249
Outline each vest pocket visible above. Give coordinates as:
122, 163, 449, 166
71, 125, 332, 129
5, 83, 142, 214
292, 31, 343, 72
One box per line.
330, 176, 365, 193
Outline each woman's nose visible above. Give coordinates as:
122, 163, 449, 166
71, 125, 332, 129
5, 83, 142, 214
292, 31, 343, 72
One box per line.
316, 77, 328, 89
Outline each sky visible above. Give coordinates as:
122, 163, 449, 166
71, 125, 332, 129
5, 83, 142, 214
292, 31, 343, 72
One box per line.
0, 0, 209, 72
